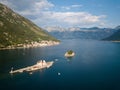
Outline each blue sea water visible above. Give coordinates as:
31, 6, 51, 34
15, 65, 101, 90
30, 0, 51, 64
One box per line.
0, 39, 120, 90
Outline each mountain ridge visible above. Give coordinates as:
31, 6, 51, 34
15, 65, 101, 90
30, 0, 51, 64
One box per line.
103, 25, 120, 41
46, 26, 116, 40
0, 3, 59, 49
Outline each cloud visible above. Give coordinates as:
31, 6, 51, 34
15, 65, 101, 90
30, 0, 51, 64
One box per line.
61, 6, 71, 10
0, 0, 106, 28
71, 4, 83, 8
33, 11, 106, 27
61, 4, 82, 10
34, 0, 54, 10
15, 0, 54, 16
0, 0, 54, 14
0, 0, 15, 9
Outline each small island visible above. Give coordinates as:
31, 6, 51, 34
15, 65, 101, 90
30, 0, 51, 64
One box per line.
64, 50, 75, 57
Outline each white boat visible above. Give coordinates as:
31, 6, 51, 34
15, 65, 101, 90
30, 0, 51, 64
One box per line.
10, 60, 54, 74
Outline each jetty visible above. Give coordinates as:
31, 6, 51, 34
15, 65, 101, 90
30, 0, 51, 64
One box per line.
10, 60, 54, 74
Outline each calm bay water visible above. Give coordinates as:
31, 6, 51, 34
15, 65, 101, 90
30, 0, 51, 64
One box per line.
0, 39, 120, 90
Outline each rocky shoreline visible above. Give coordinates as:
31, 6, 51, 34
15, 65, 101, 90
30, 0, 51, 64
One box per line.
0, 40, 60, 50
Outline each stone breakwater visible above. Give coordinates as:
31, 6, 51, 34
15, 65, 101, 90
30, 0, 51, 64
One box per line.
0, 41, 60, 50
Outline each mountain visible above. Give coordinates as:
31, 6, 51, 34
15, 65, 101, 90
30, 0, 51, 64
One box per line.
103, 26, 120, 41
46, 26, 115, 40
0, 3, 58, 48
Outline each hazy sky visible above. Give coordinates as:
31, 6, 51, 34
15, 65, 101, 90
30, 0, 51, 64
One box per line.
0, 0, 120, 28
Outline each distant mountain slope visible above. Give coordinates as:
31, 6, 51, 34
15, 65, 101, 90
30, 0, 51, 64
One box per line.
0, 3, 58, 48
47, 27, 115, 40
103, 26, 120, 41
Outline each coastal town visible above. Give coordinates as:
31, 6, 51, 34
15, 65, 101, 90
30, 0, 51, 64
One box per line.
0, 40, 60, 50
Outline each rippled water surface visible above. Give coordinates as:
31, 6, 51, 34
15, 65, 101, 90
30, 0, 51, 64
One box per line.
0, 39, 120, 90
